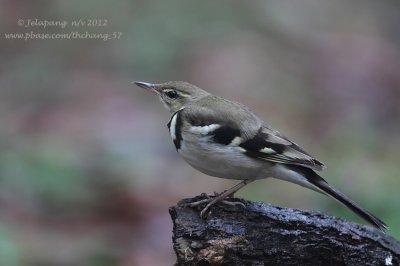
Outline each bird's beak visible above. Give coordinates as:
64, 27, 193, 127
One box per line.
133, 81, 158, 94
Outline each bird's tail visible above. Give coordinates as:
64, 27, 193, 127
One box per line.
294, 166, 387, 231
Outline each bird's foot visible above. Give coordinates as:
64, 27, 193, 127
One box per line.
181, 192, 245, 219
183, 194, 213, 208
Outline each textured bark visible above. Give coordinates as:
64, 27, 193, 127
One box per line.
169, 195, 400, 266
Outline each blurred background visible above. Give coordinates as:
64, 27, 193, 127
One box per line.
1, 0, 399, 265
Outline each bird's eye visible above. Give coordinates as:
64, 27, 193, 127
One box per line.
166, 90, 178, 99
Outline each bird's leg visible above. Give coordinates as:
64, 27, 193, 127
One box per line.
184, 179, 254, 219
199, 179, 254, 218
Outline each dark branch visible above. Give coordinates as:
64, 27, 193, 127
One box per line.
169, 195, 400, 266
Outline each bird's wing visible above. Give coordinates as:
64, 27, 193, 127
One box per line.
239, 124, 326, 171
182, 96, 326, 171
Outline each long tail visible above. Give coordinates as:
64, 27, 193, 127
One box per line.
292, 166, 387, 231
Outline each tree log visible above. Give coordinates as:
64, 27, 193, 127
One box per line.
169, 195, 400, 266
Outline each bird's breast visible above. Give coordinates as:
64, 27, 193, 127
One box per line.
177, 133, 273, 180
167, 111, 276, 180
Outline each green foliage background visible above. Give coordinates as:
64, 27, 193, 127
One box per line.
1, 1, 399, 265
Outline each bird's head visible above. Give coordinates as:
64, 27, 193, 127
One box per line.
134, 81, 209, 113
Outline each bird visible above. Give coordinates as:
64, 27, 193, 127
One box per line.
134, 80, 387, 231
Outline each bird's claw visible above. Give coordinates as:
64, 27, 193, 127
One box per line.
220, 200, 245, 208
180, 194, 246, 219
178, 193, 211, 207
